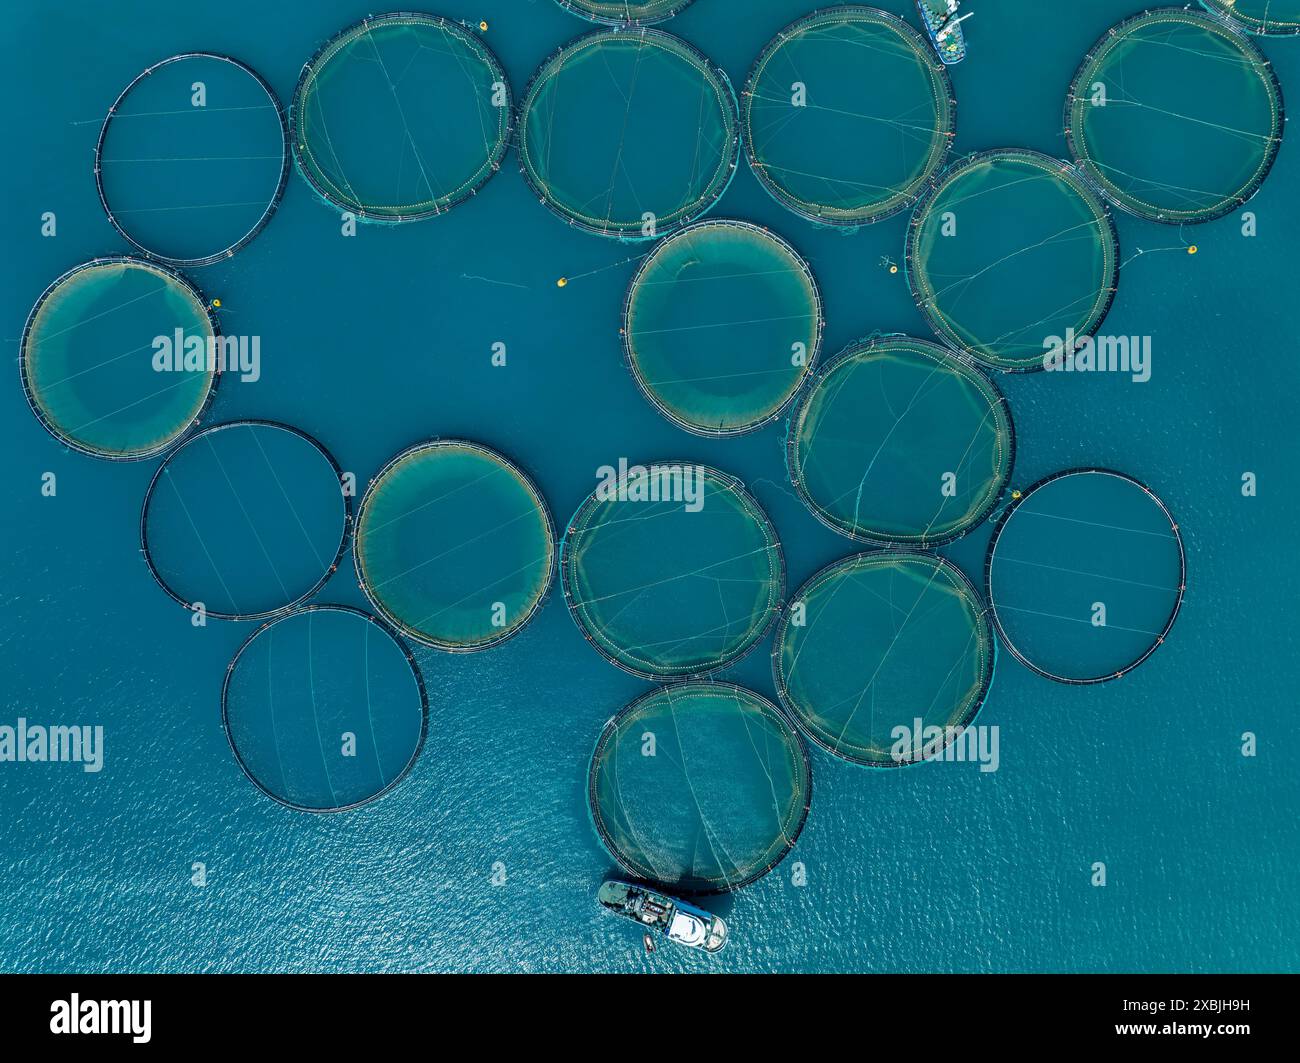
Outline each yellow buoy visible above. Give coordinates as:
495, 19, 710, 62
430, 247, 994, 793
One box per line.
1187, 245, 1198, 255
212, 298, 222, 308
556, 277, 568, 288
1011, 490, 1022, 499
480, 20, 488, 31
889, 264, 899, 274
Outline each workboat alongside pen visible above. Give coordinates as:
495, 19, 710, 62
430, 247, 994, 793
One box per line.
918, 0, 971, 64
597, 880, 729, 953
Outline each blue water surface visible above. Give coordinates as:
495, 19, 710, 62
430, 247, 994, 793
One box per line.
1, 0, 1297, 972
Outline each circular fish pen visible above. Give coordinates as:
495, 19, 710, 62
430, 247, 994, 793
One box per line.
19, 257, 218, 461
95, 53, 289, 266
140, 421, 352, 621
587, 682, 811, 894
291, 14, 512, 223
741, 6, 955, 227
786, 336, 1014, 547
222, 606, 427, 812
354, 440, 555, 652
622, 220, 823, 436
905, 149, 1119, 372
985, 468, 1186, 685
1202, 0, 1300, 36
554, 0, 695, 25
518, 28, 739, 239
1065, 9, 1284, 224
561, 463, 783, 679
773, 552, 995, 768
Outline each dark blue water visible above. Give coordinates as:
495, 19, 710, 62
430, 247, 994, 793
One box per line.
2, 0, 1297, 972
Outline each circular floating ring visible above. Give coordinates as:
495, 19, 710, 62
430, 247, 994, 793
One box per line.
222, 605, 427, 812
741, 6, 955, 227
561, 462, 783, 679
985, 468, 1186, 685
1202, 0, 1300, 36
141, 421, 352, 621
1065, 9, 1284, 223
19, 257, 218, 461
518, 28, 739, 239
773, 551, 995, 767
786, 336, 1014, 546
905, 149, 1119, 372
587, 681, 812, 893
554, 0, 696, 25
95, 53, 289, 266
623, 219, 823, 436
354, 440, 555, 652
291, 13, 512, 222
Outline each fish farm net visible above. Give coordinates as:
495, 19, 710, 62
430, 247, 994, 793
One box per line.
222, 606, 427, 812
985, 468, 1186, 685
561, 464, 783, 679
1065, 9, 1284, 224
741, 7, 955, 227
518, 28, 739, 239
906, 149, 1119, 372
622, 220, 823, 436
354, 440, 555, 651
19, 257, 217, 461
773, 551, 994, 767
587, 682, 811, 893
786, 336, 1014, 547
95, 53, 289, 266
141, 421, 351, 621
555, 0, 696, 25
291, 14, 512, 222
1202, 0, 1300, 36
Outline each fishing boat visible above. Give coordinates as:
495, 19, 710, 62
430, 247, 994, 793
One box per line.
917, 0, 972, 66
597, 879, 728, 953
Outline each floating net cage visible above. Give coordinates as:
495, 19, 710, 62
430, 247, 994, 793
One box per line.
905, 149, 1119, 373
19, 257, 218, 461
773, 551, 995, 768
1202, 0, 1300, 36
222, 605, 428, 812
985, 468, 1186, 685
741, 6, 956, 227
1065, 8, 1284, 224
786, 336, 1014, 547
622, 220, 823, 436
561, 463, 783, 679
291, 14, 512, 223
587, 681, 812, 894
555, 0, 696, 25
354, 440, 555, 652
95, 53, 289, 266
141, 421, 352, 621
518, 28, 739, 240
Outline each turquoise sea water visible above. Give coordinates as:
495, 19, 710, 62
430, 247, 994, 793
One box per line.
1, 0, 1297, 972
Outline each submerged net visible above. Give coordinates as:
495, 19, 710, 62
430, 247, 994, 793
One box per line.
787, 336, 1014, 547
587, 681, 811, 893
355, 440, 555, 651
222, 606, 427, 812
95, 53, 289, 266
518, 28, 738, 239
561, 464, 783, 679
141, 421, 351, 621
292, 14, 512, 222
1203, 0, 1300, 35
555, 0, 696, 24
773, 552, 994, 767
19, 257, 217, 461
741, 7, 955, 226
906, 149, 1119, 372
622, 219, 823, 436
1065, 9, 1284, 224
985, 468, 1186, 684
